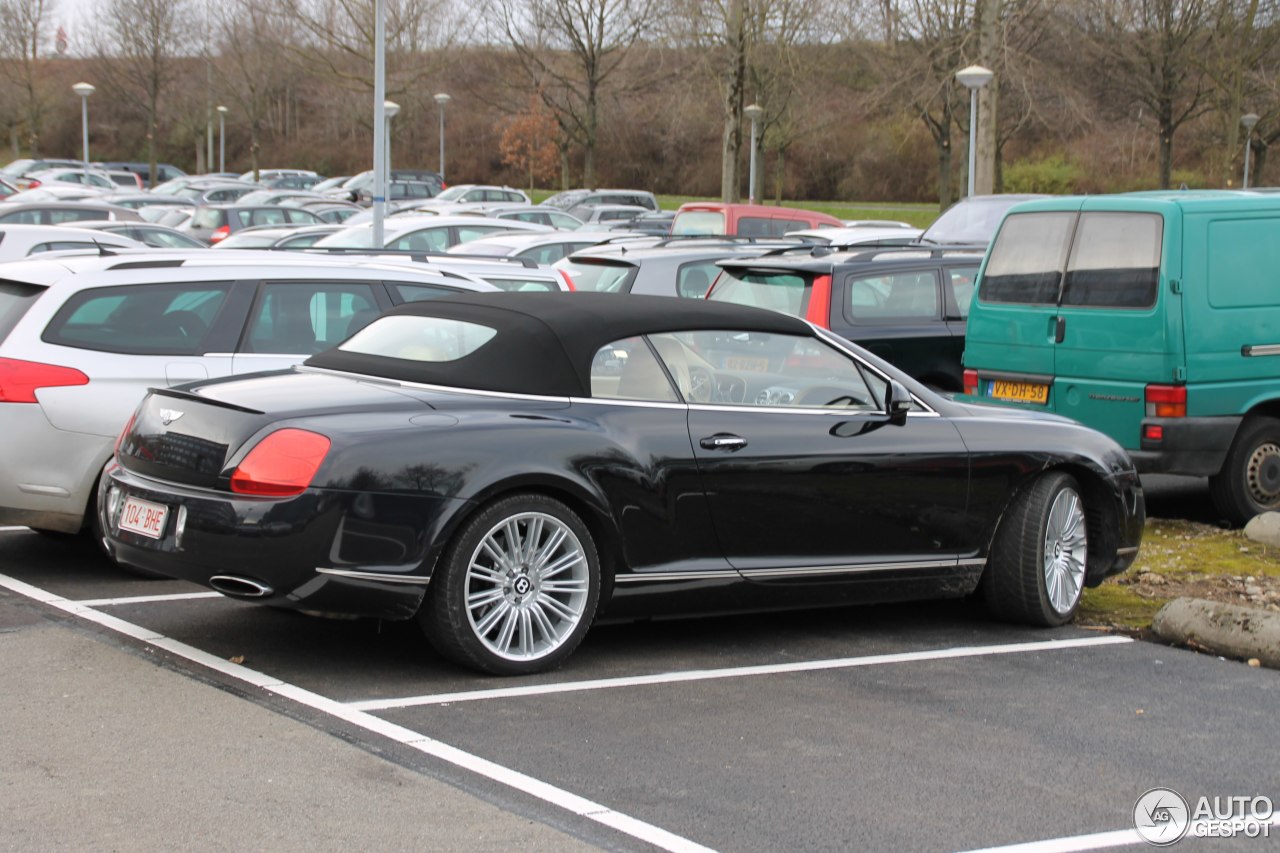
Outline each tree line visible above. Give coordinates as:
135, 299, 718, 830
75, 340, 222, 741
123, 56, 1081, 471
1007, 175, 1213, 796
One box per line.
2, 0, 1278, 208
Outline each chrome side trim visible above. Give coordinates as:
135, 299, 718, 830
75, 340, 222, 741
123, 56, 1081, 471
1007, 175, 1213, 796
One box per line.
315, 567, 430, 585
1115, 546, 1140, 557
1242, 344, 1280, 357
613, 571, 737, 584
740, 558, 975, 579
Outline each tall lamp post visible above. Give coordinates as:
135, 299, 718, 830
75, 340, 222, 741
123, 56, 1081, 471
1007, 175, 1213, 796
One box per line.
384, 100, 400, 200
72, 82, 95, 170
216, 105, 228, 173
956, 65, 994, 199
434, 92, 451, 181
744, 103, 764, 205
1242, 112, 1260, 189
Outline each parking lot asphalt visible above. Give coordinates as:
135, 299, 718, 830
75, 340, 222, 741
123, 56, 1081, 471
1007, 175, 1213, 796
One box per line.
2, 524, 1277, 852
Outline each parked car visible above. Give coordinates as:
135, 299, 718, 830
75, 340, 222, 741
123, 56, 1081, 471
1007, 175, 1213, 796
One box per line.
603, 210, 673, 236
171, 181, 259, 206
785, 224, 924, 246
182, 203, 326, 244
540, 188, 659, 220
21, 168, 118, 192
210, 224, 343, 250
0, 176, 18, 200
553, 237, 802, 298
0, 224, 146, 261
3, 186, 108, 204
962, 189, 1280, 525
1, 159, 85, 189
0, 250, 499, 542
0, 201, 143, 225
414, 185, 532, 207
99, 291, 1144, 674
98, 161, 187, 187
326, 170, 444, 203
235, 189, 327, 207
398, 255, 572, 292
60, 220, 208, 249
240, 168, 319, 183
708, 244, 985, 390
354, 180, 439, 207
451, 230, 640, 265
263, 174, 326, 190
312, 215, 551, 252
576, 204, 651, 225
289, 200, 363, 224
446, 204, 585, 231
100, 193, 196, 213
916, 194, 1049, 246
670, 202, 843, 238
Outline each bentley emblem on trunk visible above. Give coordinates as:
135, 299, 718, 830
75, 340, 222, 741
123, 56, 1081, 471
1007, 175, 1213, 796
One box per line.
159, 409, 184, 426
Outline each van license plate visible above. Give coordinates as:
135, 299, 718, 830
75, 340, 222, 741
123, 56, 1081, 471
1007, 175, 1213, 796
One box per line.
119, 496, 169, 539
990, 380, 1049, 404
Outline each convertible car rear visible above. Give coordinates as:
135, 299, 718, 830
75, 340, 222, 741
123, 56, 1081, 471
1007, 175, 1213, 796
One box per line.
101, 292, 1144, 674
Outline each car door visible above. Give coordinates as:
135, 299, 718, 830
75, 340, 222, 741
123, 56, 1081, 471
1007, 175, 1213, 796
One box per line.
653, 329, 972, 580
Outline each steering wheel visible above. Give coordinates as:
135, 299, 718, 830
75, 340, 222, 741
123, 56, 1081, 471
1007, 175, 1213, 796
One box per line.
686, 365, 717, 403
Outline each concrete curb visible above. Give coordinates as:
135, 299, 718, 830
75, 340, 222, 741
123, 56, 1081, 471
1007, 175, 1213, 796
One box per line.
1151, 597, 1280, 669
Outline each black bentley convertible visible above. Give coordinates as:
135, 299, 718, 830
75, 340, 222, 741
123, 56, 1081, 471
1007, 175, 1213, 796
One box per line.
101, 292, 1144, 674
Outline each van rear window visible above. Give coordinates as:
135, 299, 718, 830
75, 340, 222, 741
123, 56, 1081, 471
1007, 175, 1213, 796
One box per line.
0, 281, 44, 342
1062, 213, 1161, 308
980, 212, 1075, 304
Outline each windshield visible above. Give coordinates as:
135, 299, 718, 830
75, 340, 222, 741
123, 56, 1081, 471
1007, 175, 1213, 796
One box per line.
554, 259, 637, 293
920, 197, 1042, 245
433, 186, 470, 202
670, 210, 726, 236
707, 270, 811, 318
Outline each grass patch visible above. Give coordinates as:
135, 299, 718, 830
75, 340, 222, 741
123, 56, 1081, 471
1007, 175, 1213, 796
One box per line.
1077, 583, 1167, 628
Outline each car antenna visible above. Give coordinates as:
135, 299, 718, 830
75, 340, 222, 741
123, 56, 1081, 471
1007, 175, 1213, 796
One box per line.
93, 240, 118, 256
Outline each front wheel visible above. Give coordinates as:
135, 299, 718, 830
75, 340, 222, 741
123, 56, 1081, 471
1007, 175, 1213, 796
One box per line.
983, 472, 1089, 627
1208, 416, 1280, 526
421, 494, 600, 675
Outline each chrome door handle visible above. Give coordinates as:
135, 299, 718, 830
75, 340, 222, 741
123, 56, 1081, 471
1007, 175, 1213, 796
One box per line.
700, 434, 747, 451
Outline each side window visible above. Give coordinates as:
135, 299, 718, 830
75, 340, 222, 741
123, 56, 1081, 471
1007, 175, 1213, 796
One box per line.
389, 283, 459, 304
590, 336, 678, 402
676, 262, 718, 299
654, 330, 885, 411
42, 281, 232, 355
392, 228, 448, 252
981, 211, 1075, 304
1061, 212, 1161, 308
29, 241, 101, 255
949, 266, 979, 317
243, 282, 379, 354
456, 224, 504, 243
50, 209, 102, 224
847, 271, 940, 321
251, 209, 288, 227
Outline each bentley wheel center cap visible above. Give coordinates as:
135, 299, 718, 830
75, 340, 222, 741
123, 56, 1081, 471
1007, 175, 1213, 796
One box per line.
513, 575, 533, 596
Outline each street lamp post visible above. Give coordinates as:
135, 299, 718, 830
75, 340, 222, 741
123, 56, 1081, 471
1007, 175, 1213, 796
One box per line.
384, 100, 400, 200
744, 103, 764, 205
72, 82, 95, 170
217, 105, 228, 173
434, 93, 451, 181
956, 65, 994, 199
1242, 113, 1260, 189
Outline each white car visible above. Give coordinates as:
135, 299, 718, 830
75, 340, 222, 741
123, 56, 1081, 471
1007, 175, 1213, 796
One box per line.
0, 224, 145, 261
449, 229, 644, 264
784, 225, 924, 246
0, 250, 498, 542
312, 215, 551, 252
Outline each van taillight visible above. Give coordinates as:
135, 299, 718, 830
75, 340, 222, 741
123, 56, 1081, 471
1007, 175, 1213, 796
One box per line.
963, 369, 979, 396
557, 269, 577, 291
1145, 384, 1186, 418
230, 429, 331, 496
209, 225, 231, 243
0, 358, 90, 403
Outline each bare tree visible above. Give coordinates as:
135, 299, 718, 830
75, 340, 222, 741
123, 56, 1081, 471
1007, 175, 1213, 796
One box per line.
0, 0, 54, 156
89, 0, 197, 186
1201, 0, 1280, 185
498, 0, 657, 188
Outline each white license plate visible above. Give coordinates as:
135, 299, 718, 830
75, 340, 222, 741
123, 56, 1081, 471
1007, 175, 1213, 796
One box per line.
119, 496, 169, 540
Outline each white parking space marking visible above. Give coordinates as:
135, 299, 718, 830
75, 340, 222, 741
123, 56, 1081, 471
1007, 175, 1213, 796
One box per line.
348, 635, 1134, 711
0, 572, 717, 853
960, 813, 1280, 852
76, 592, 224, 607
0, 526, 30, 532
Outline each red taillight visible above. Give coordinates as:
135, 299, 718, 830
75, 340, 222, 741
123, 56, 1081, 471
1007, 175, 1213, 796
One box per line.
0, 357, 90, 403
230, 429, 331, 497
1145, 384, 1186, 418
209, 225, 231, 243
963, 369, 979, 396
805, 274, 832, 325
557, 269, 577, 292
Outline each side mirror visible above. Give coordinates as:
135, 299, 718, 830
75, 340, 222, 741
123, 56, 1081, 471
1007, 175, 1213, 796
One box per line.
886, 380, 913, 426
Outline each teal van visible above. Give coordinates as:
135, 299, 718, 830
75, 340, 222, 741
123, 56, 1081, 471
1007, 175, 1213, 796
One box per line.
962, 191, 1280, 525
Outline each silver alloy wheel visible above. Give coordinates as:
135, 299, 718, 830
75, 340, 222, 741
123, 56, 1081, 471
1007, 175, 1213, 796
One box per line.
464, 511, 590, 662
1043, 488, 1088, 615
1245, 441, 1280, 507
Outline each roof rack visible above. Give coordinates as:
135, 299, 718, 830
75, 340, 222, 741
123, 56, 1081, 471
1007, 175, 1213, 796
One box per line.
292, 246, 540, 268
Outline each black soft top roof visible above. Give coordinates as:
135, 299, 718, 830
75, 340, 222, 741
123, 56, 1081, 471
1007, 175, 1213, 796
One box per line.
305, 291, 812, 396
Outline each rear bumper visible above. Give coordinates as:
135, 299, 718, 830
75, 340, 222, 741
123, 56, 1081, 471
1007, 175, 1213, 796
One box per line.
0, 406, 112, 533
100, 464, 468, 620
1133, 416, 1242, 477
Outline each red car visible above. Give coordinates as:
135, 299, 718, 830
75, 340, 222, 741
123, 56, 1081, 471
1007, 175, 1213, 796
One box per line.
670, 202, 842, 238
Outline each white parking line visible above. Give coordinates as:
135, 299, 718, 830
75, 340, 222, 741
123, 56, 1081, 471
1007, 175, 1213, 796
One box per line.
348, 635, 1134, 711
76, 592, 224, 607
0, 572, 717, 853
0, 526, 30, 533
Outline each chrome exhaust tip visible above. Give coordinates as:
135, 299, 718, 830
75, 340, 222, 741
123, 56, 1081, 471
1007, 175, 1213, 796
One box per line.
208, 575, 273, 598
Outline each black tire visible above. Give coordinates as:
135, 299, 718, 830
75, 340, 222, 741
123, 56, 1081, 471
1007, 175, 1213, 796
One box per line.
1208, 416, 1280, 526
421, 494, 600, 675
983, 472, 1089, 627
